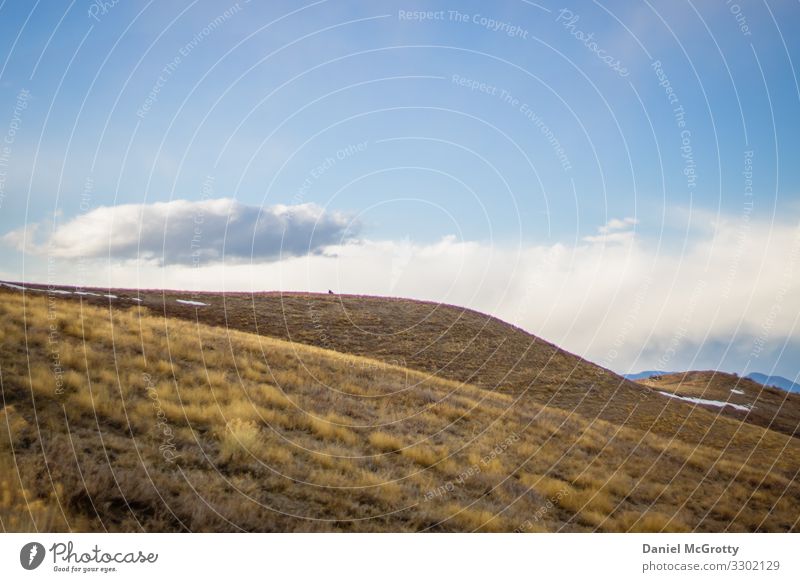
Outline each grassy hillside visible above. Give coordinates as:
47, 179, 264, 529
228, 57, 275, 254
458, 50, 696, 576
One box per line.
11, 283, 788, 452
636, 371, 800, 439
1, 288, 799, 532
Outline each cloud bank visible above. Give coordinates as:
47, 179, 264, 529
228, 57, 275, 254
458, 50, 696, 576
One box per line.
3, 199, 356, 265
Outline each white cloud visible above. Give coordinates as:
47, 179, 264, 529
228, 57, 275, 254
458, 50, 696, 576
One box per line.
583, 216, 638, 244
2, 199, 356, 265
599, 217, 638, 234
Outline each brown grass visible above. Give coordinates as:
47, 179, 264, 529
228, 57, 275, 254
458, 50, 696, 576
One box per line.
368, 432, 404, 453
1, 288, 799, 532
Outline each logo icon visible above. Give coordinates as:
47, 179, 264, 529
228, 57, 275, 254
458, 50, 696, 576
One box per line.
20, 542, 46, 570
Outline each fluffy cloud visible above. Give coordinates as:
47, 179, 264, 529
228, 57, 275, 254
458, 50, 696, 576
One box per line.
3, 199, 356, 265
583, 216, 638, 244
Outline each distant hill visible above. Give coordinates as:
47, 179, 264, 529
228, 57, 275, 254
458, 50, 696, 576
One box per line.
747, 372, 800, 394
632, 370, 800, 439
623, 370, 670, 381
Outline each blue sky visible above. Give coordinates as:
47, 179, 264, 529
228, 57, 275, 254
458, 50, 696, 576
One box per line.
1, 1, 799, 379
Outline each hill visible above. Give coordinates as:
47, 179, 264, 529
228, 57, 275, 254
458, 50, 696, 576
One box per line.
3, 281, 788, 451
747, 372, 800, 394
633, 371, 800, 439
1, 284, 799, 532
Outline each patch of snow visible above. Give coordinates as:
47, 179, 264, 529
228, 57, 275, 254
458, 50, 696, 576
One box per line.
129, 297, 143, 302
731, 388, 745, 395
1, 283, 48, 293
657, 391, 752, 412
2, 282, 114, 298
1, 282, 27, 290
176, 299, 208, 307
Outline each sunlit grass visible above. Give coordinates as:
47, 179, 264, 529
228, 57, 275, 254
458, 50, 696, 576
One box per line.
0, 289, 798, 532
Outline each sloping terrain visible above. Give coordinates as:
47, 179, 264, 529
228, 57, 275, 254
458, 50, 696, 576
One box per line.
4, 281, 788, 452
1, 287, 799, 532
636, 371, 800, 439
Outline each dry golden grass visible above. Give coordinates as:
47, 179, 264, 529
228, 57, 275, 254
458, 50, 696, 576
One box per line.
0, 406, 85, 531
217, 419, 262, 464
368, 431, 403, 453
306, 413, 358, 445
401, 445, 444, 467
442, 503, 503, 532
0, 288, 799, 532
0, 469, 69, 532
616, 511, 692, 533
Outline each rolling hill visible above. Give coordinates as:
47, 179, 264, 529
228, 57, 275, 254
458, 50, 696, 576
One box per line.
2, 281, 782, 450
633, 371, 800, 439
1, 283, 799, 532
627, 368, 800, 395
746, 372, 800, 394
